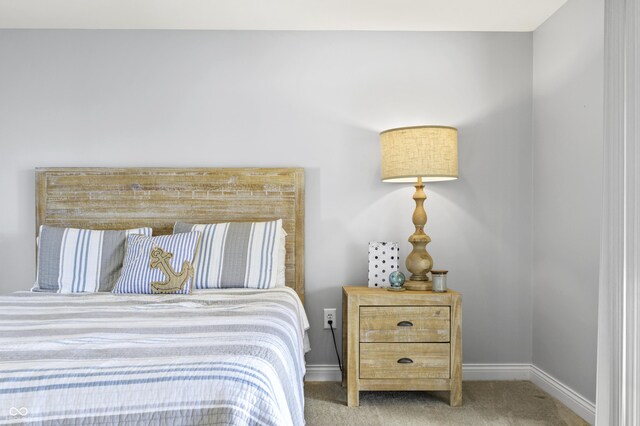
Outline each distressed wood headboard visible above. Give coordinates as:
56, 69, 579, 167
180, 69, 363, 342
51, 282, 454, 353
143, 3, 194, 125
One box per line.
36, 167, 305, 302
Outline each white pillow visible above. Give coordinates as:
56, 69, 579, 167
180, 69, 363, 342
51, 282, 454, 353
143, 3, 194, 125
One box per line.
275, 227, 287, 287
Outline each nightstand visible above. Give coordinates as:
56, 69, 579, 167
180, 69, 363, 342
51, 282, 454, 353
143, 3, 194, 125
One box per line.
342, 286, 462, 407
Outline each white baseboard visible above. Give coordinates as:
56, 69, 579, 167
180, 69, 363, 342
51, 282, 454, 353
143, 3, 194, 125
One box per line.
305, 363, 595, 425
529, 365, 595, 425
305, 364, 342, 382
462, 363, 531, 380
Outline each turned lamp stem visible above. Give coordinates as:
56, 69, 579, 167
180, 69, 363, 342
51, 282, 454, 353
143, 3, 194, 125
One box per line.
406, 176, 433, 282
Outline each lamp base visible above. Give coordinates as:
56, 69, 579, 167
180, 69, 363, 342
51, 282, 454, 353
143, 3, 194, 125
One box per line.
404, 279, 432, 291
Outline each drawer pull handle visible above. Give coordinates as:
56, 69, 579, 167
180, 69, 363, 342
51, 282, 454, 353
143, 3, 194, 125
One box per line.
397, 321, 414, 327
397, 358, 414, 364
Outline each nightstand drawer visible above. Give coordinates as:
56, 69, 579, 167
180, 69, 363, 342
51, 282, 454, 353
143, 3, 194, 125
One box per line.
360, 343, 450, 379
360, 306, 450, 343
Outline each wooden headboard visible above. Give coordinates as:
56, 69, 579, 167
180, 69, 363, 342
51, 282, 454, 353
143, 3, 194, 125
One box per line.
36, 167, 305, 302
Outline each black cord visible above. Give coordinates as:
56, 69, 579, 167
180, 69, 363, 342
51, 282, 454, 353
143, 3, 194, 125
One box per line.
328, 320, 343, 373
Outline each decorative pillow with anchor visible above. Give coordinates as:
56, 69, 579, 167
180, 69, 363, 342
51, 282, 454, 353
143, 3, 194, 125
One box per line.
112, 232, 201, 294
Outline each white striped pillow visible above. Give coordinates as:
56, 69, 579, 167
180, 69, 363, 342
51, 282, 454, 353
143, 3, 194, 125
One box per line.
112, 232, 201, 294
33, 225, 153, 293
173, 219, 283, 289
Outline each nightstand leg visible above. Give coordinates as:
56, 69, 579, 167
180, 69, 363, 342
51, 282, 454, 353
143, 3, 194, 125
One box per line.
450, 293, 463, 407
347, 388, 359, 407
450, 381, 462, 407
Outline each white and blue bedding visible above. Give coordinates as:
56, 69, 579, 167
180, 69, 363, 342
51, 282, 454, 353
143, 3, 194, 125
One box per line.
0, 287, 309, 425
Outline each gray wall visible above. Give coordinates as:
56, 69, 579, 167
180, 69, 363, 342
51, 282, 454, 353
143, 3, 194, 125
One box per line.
0, 30, 534, 367
532, 0, 603, 402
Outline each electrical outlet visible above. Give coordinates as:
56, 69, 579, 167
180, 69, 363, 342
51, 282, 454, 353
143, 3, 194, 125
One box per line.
324, 308, 336, 329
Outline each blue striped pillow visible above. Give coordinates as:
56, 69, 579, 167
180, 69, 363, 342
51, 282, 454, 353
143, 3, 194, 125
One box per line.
33, 225, 153, 293
173, 219, 282, 289
112, 232, 201, 294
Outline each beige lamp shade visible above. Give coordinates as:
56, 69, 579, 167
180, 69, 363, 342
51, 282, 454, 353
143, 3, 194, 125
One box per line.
380, 125, 458, 182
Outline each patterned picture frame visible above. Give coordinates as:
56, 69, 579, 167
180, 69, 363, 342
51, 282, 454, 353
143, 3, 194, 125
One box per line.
368, 242, 399, 288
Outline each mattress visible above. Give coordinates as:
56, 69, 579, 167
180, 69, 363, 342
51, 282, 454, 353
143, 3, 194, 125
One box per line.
0, 287, 309, 425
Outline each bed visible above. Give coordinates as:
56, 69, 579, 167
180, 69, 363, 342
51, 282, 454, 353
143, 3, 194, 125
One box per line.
0, 168, 308, 426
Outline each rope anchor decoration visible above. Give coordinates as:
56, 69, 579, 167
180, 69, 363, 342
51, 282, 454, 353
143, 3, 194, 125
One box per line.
149, 246, 194, 294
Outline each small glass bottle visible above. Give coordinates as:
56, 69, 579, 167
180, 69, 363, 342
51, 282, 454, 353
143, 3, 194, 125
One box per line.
431, 270, 448, 292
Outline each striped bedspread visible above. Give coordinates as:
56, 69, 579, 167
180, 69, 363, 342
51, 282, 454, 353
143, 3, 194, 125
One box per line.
0, 288, 309, 425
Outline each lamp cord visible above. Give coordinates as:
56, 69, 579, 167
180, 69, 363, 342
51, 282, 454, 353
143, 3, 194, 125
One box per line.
328, 320, 343, 373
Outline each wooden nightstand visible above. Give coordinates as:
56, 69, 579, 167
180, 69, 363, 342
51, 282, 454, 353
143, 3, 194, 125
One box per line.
342, 286, 462, 407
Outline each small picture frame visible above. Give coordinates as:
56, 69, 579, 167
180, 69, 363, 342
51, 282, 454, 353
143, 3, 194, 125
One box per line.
368, 242, 399, 288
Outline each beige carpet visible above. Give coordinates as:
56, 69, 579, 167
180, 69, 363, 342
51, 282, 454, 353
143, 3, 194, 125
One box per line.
304, 381, 588, 426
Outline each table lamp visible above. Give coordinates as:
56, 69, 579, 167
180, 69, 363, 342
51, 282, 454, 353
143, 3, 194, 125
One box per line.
380, 125, 458, 291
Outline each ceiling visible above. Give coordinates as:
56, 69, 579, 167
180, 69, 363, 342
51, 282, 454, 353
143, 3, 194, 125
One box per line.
0, 0, 568, 31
